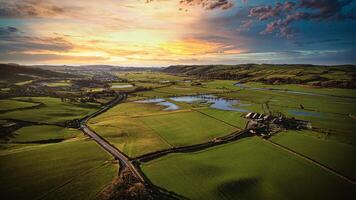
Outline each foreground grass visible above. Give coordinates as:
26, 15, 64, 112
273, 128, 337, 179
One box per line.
0, 139, 117, 200
142, 137, 355, 200
271, 130, 356, 181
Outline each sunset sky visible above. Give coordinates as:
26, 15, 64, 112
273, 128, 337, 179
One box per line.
0, 0, 355, 66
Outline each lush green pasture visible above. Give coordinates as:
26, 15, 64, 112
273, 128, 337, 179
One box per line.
142, 137, 355, 200
143, 84, 219, 97
132, 81, 168, 88
42, 164, 117, 200
139, 111, 237, 146
219, 84, 356, 144
0, 97, 100, 124
117, 72, 185, 82
202, 80, 240, 91
90, 115, 171, 157
89, 101, 238, 156
88, 102, 172, 157
45, 81, 71, 87
15, 80, 33, 86
7, 125, 79, 143
0, 99, 38, 111
197, 108, 248, 129
244, 82, 356, 98
271, 130, 356, 180
0, 139, 117, 200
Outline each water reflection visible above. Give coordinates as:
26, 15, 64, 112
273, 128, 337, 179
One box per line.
135, 98, 179, 110
170, 95, 249, 112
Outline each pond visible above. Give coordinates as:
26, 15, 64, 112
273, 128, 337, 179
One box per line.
170, 95, 249, 112
135, 98, 179, 111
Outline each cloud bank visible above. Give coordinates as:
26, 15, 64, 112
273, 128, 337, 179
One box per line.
244, 0, 356, 38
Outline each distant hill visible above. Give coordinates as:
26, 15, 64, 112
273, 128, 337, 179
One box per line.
0, 64, 80, 83
33, 65, 163, 72
164, 64, 356, 89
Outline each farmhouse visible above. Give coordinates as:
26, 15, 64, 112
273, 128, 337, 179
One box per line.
243, 112, 312, 138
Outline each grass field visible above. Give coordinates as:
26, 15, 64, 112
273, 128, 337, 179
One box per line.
0, 139, 117, 200
0, 99, 38, 111
0, 97, 100, 124
219, 83, 356, 145
89, 101, 239, 156
89, 102, 172, 157
243, 82, 356, 98
197, 108, 248, 129
15, 80, 33, 86
45, 80, 71, 87
117, 72, 185, 82
271, 130, 356, 180
6, 125, 80, 143
142, 137, 356, 200
140, 111, 237, 146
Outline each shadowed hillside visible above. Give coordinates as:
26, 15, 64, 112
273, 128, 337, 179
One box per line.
0, 64, 80, 83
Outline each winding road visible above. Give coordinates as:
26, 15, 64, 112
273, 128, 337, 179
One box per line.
79, 93, 146, 183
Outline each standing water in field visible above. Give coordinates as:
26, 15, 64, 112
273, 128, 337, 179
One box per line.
170, 95, 249, 112
135, 98, 179, 111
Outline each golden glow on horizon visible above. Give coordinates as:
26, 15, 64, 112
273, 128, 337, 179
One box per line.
5, 0, 247, 66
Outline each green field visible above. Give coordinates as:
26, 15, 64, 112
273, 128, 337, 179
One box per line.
0, 138, 117, 200
89, 102, 172, 157
196, 108, 248, 128
219, 83, 356, 145
2, 68, 356, 200
142, 137, 355, 200
0, 97, 100, 124
45, 80, 72, 87
117, 72, 185, 82
15, 80, 33, 86
243, 82, 356, 98
0, 99, 38, 111
89, 101, 239, 157
140, 111, 237, 146
271, 130, 356, 180
6, 125, 79, 143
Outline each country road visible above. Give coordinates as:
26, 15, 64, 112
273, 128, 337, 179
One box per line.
79, 93, 146, 183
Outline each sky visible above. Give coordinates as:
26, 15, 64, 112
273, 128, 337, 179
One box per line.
0, 0, 355, 66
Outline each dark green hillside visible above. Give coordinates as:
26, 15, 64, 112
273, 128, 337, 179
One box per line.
164, 64, 356, 89
0, 64, 79, 83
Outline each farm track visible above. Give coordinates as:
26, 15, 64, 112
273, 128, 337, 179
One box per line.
261, 138, 356, 185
